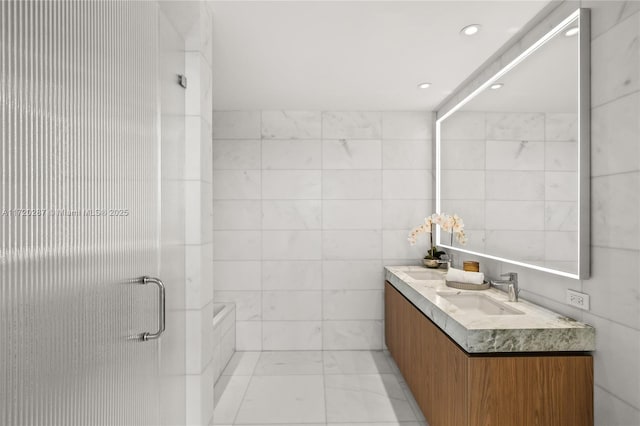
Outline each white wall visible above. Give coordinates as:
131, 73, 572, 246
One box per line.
212, 111, 433, 351
439, 2, 640, 424
160, 1, 215, 425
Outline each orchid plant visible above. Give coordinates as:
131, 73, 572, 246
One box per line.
408, 213, 467, 259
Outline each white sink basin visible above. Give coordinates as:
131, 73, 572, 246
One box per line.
404, 270, 443, 280
439, 293, 524, 316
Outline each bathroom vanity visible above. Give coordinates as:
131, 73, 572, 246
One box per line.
385, 266, 595, 426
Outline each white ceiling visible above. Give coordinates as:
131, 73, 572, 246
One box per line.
211, 1, 551, 111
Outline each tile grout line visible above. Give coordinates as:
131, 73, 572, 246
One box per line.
259, 111, 264, 353
320, 111, 325, 352
379, 114, 385, 348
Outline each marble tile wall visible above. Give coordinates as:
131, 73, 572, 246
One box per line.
441, 111, 578, 267
440, 2, 640, 424
212, 111, 432, 351
161, 1, 215, 425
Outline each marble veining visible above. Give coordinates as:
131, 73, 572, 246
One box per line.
385, 266, 595, 353
261, 110, 322, 139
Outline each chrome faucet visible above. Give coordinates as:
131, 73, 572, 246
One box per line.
490, 272, 519, 302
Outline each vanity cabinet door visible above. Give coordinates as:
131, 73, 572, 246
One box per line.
468, 356, 594, 426
385, 282, 468, 426
385, 281, 412, 373
416, 306, 469, 426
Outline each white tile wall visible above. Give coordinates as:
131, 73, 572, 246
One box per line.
592, 172, 640, 251
322, 112, 382, 139
440, 170, 485, 200
262, 200, 322, 230
213, 111, 432, 350
485, 112, 545, 140
485, 201, 545, 230
323, 320, 383, 350
262, 140, 321, 169
545, 113, 578, 141
213, 111, 261, 139
322, 139, 382, 169
590, 11, 640, 107
545, 141, 578, 171
212, 140, 261, 170
215, 291, 262, 321
439, 140, 485, 170
262, 230, 323, 260
212, 231, 261, 260
213, 200, 261, 230
212, 170, 261, 199
485, 171, 545, 200
382, 230, 430, 260
235, 322, 262, 351
322, 170, 382, 199
262, 261, 322, 290
263, 291, 322, 320
485, 140, 545, 170
322, 261, 384, 290
382, 139, 432, 169
382, 200, 433, 230
213, 261, 261, 291
322, 290, 383, 320
591, 92, 640, 176
322, 230, 382, 260
382, 111, 431, 139
263, 322, 323, 350
261, 110, 322, 139
544, 201, 578, 231
383, 170, 433, 199
176, 4, 215, 425
322, 200, 382, 230
262, 170, 322, 199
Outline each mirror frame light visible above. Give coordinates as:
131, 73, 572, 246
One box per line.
435, 8, 590, 279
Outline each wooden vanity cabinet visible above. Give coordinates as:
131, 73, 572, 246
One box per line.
385, 282, 593, 426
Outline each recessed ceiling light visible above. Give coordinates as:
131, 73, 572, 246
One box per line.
564, 27, 579, 37
460, 24, 481, 36
417, 82, 431, 89
490, 83, 504, 90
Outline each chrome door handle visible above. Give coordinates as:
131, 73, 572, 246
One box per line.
140, 276, 165, 341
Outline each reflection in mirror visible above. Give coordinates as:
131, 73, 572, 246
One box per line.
436, 9, 589, 279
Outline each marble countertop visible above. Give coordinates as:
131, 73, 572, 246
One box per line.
385, 266, 595, 353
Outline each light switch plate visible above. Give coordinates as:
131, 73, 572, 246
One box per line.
566, 289, 590, 311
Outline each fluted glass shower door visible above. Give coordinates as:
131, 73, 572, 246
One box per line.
1, 1, 185, 424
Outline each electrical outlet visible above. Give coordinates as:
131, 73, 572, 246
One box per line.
566, 289, 590, 311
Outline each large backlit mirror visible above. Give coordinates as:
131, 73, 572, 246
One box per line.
436, 9, 590, 279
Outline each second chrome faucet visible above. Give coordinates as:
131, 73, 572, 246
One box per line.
490, 272, 520, 302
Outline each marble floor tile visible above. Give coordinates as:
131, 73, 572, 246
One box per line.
253, 350, 324, 375
328, 423, 427, 426
325, 374, 417, 423
323, 350, 392, 375
234, 375, 326, 424
217, 351, 426, 425
213, 375, 251, 424
222, 351, 261, 376
382, 351, 404, 380
398, 379, 427, 423
238, 424, 325, 426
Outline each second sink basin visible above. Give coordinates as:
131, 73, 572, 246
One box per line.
439, 293, 524, 316
404, 270, 443, 280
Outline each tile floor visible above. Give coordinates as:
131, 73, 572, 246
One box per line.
213, 350, 429, 426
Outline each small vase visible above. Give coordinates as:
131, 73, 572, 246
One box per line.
422, 258, 440, 269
